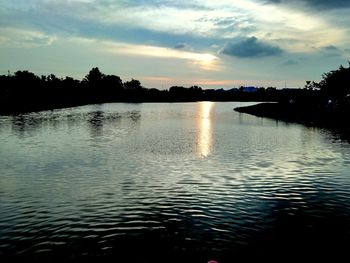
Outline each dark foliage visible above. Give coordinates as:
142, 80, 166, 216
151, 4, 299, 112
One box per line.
235, 64, 350, 128
0, 67, 321, 115
306, 63, 350, 100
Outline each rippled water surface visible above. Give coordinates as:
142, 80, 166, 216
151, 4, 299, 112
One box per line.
1, 102, 350, 262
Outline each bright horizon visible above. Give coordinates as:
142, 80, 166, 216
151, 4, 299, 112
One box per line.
1, 0, 350, 89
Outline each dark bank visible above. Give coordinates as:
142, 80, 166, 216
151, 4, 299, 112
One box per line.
0, 66, 320, 115
235, 63, 350, 129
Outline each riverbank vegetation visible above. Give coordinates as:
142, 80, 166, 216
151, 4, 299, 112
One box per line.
235, 63, 350, 127
1, 67, 312, 114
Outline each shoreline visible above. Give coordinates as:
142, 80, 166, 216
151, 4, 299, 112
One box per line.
0, 99, 269, 116
234, 102, 350, 128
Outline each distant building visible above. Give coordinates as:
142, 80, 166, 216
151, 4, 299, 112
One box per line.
242, 86, 258, 93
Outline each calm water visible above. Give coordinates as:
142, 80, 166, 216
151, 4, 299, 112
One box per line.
1, 102, 350, 262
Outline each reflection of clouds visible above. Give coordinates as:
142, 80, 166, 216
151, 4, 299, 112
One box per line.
197, 102, 214, 157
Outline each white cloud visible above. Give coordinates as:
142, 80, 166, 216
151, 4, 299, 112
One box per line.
64, 0, 347, 53
64, 36, 221, 71
103, 39, 221, 71
0, 27, 56, 48
1, 0, 347, 53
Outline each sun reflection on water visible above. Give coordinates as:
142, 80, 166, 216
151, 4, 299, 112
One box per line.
197, 101, 214, 157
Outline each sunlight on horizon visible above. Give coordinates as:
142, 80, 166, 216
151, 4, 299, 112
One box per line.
197, 101, 214, 157
102, 40, 220, 71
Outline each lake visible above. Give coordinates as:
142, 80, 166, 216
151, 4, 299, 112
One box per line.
1, 102, 350, 262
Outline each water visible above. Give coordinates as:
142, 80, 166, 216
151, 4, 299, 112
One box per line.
1, 102, 350, 262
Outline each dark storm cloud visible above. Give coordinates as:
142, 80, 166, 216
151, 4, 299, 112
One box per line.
221, 37, 283, 58
173, 43, 193, 50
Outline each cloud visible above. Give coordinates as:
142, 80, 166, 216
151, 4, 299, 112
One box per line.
173, 43, 192, 50
320, 45, 343, 58
282, 58, 300, 66
0, 0, 346, 55
0, 27, 56, 48
118, 0, 211, 10
96, 38, 220, 71
220, 37, 282, 58
323, 45, 339, 51
262, 0, 350, 10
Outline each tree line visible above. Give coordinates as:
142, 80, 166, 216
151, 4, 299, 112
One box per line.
1, 64, 349, 114
305, 63, 350, 102
235, 63, 350, 127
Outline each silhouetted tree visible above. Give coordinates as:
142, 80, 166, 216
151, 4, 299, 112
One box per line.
169, 86, 186, 93
13, 70, 42, 96
1, 66, 324, 114
14, 70, 39, 82
84, 67, 104, 88
102, 75, 123, 91
124, 78, 142, 90
317, 64, 350, 99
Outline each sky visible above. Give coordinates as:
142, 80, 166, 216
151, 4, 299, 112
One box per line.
0, 0, 350, 89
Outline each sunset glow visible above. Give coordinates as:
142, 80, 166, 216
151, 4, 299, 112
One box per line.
1, 0, 349, 88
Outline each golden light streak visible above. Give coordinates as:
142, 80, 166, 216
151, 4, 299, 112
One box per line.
103, 41, 219, 71
197, 101, 214, 157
